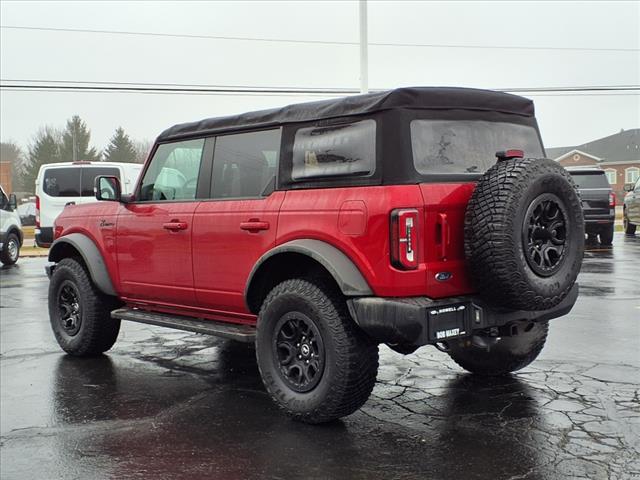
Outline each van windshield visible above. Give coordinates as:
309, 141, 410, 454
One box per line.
411, 120, 544, 175
44, 167, 120, 197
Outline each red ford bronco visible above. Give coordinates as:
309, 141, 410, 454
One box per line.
47, 87, 584, 423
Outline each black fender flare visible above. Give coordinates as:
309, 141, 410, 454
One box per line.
245, 239, 373, 308
48, 233, 117, 296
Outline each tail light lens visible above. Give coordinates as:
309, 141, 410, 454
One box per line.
35, 195, 40, 227
609, 192, 616, 208
390, 208, 419, 270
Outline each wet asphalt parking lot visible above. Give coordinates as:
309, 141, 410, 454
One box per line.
1, 234, 639, 480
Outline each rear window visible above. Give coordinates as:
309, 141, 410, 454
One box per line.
80, 167, 120, 196
411, 120, 544, 174
292, 119, 376, 180
43, 168, 81, 197
44, 167, 121, 197
570, 172, 610, 189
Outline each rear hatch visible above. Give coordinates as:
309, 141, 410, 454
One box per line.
569, 171, 611, 217
410, 117, 545, 299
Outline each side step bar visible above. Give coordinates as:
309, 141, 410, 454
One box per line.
111, 308, 256, 343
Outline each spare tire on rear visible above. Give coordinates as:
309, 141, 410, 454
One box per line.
465, 157, 584, 311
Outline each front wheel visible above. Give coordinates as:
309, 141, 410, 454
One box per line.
0, 232, 20, 265
48, 258, 121, 356
256, 278, 378, 424
447, 321, 549, 376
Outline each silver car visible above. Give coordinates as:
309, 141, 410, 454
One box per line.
623, 177, 640, 235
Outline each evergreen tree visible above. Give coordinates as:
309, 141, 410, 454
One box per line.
59, 115, 100, 162
103, 127, 138, 163
21, 128, 61, 194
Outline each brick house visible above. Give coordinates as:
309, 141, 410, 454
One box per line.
0, 161, 12, 193
548, 129, 640, 202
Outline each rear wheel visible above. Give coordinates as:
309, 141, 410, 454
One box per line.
256, 278, 378, 424
624, 208, 637, 235
0, 232, 20, 265
599, 225, 614, 246
48, 258, 121, 356
448, 321, 549, 376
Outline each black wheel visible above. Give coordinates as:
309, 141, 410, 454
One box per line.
448, 321, 549, 376
48, 258, 121, 356
624, 208, 637, 235
599, 225, 614, 246
0, 232, 20, 265
465, 158, 584, 311
256, 278, 378, 424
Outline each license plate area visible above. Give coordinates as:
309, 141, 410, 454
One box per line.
427, 303, 470, 342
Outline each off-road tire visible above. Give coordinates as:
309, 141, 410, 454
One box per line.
448, 321, 549, 375
0, 232, 20, 265
49, 258, 121, 356
599, 225, 614, 246
624, 208, 637, 235
465, 158, 584, 311
256, 278, 379, 424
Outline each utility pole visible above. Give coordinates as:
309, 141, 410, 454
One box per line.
359, 0, 369, 94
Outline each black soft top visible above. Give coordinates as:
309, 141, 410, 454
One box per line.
157, 87, 535, 142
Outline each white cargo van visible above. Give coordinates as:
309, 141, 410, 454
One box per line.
35, 162, 142, 247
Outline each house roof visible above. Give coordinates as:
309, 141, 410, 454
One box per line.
554, 149, 602, 163
548, 128, 640, 163
157, 87, 535, 141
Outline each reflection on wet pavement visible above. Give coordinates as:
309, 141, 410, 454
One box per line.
1, 234, 639, 479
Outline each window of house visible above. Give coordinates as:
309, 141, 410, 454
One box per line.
139, 138, 205, 201
625, 167, 639, 184
604, 169, 617, 185
212, 129, 281, 199
292, 120, 376, 180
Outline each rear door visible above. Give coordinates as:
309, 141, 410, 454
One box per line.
571, 172, 611, 217
116, 138, 209, 306
192, 129, 283, 320
39, 167, 82, 228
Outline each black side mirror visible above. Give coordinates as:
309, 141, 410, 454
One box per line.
8, 193, 17, 210
623, 183, 635, 192
95, 176, 122, 202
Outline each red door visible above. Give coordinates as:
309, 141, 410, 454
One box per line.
116, 202, 198, 306
192, 193, 284, 322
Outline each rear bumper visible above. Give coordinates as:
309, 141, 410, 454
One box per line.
347, 284, 579, 346
35, 227, 53, 248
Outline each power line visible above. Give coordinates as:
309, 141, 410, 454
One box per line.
1, 25, 638, 53
2, 79, 639, 94
1, 82, 638, 98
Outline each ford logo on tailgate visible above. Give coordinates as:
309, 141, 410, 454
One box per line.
435, 272, 453, 282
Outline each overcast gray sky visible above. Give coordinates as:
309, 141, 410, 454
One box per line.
1, 0, 638, 152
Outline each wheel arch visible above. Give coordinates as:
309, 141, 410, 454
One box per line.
48, 233, 117, 296
245, 239, 373, 314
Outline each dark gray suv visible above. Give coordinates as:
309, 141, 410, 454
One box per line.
567, 167, 615, 245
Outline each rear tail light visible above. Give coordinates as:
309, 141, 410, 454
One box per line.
609, 192, 616, 208
35, 195, 40, 228
390, 208, 419, 270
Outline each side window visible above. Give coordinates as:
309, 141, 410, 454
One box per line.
212, 129, 281, 199
0, 190, 8, 210
292, 120, 376, 180
139, 138, 205, 201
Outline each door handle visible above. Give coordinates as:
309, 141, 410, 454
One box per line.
240, 220, 270, 232
163, 221, 188, 231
